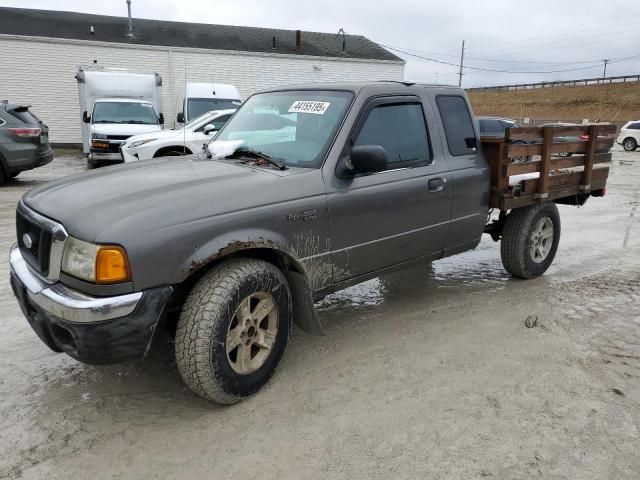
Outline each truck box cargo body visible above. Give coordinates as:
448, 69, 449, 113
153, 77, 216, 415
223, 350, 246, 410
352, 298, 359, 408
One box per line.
76, 68, 164, 165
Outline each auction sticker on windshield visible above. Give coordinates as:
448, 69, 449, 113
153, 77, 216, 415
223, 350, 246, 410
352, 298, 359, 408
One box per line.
289, 101, 331, 115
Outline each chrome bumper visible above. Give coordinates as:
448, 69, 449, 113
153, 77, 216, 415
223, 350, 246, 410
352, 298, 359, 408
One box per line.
10, 244, 142, 323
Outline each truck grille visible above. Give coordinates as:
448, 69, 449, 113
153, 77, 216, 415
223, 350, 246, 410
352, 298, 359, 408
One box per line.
16, 210, 52, 276
106, 135, 131, 141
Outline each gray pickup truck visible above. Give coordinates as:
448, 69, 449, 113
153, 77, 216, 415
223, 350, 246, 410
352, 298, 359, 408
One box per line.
10, 82, 589, 404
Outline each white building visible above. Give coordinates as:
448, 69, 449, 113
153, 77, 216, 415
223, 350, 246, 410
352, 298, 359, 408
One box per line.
0, 7, 404, 145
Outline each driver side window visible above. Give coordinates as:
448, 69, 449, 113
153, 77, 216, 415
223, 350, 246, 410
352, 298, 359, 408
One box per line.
354, 103, 431, 169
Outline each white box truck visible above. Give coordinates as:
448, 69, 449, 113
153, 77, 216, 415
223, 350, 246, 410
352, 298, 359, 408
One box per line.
176, 83, 241, 127
76, 67, 165, 168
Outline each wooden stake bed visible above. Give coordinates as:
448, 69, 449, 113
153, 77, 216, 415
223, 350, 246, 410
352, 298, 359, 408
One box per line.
481, 124, 617, 210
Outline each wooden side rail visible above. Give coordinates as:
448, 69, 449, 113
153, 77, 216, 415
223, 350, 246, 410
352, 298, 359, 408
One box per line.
481, 124, 617, 210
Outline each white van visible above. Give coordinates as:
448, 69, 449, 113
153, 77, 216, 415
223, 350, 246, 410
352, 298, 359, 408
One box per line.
176, 83, 241, 126
76, 67, 164, 167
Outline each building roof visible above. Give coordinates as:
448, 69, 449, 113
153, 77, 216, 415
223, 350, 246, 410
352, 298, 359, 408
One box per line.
0, 7, 403, 62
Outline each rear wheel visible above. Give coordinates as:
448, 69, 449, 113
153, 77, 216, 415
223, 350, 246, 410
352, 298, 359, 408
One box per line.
500, 203, 561, 279
558, 152, 572, 158
175, 258, 291, 404
623, 138, 637, 152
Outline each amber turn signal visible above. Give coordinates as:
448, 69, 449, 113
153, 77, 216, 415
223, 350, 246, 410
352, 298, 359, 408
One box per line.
95, 246, 131, 284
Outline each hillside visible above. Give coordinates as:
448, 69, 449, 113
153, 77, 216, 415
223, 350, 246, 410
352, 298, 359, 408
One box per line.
467, 82, 640, 122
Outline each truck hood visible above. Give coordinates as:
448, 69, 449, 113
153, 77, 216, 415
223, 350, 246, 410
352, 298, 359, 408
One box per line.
91, 124, 162, 137
22, 156, 309, 242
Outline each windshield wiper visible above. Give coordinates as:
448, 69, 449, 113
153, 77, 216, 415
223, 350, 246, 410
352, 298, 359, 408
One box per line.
232, 147, 288, 170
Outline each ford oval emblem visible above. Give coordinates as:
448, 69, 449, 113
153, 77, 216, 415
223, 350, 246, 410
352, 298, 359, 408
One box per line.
23, 233, 33, 249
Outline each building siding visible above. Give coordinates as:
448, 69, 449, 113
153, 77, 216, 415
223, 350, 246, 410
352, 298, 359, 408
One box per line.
0, 35, 404, 144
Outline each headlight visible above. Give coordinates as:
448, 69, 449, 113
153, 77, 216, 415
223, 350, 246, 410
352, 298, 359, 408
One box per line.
128, 138, 158, 148
92, 133, 108, 140
61, 237, 131, 284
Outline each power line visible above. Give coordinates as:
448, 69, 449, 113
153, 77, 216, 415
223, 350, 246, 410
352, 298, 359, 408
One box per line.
468, 32, 640, 57
380, 44, 640, 75
380, 43, 612, 65
466, 19, 640, 50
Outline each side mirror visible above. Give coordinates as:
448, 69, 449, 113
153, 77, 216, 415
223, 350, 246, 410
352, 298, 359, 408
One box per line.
350, 145, 388, 174
158, 113, 165, 125
465, 137, 478, 151
82, 111, 91, 123
203, 124, 217, 135
176, 112, 185, 124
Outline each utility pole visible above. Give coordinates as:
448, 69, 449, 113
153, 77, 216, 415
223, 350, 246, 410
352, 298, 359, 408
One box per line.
602, 59, 609, 79
458, 40, 466, 87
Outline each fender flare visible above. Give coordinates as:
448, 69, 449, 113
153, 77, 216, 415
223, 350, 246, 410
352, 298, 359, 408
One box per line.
181, 233, 325, 336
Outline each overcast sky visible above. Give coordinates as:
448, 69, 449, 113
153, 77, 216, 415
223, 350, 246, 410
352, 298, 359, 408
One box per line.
2, 0, 639, 86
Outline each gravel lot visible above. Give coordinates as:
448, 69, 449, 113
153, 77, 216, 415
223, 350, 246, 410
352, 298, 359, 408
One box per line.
1, 149, 639, 479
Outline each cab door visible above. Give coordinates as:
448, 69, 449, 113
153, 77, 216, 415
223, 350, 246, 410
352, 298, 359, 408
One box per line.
430, 92, 490, 254
324, 95, 453, 281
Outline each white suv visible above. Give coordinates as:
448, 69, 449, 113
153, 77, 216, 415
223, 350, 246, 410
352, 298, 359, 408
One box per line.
617, 121, 640, 152
122, 109, 236, 162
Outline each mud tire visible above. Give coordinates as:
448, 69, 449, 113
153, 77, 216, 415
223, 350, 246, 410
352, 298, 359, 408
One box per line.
500, 203, 561, 279
175, 258, 291, 404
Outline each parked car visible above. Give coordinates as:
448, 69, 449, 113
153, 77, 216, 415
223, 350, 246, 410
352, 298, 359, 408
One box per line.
477, 116, 519, 137
477, 116, 530, 162
0, 102, 53, 185
538, 122, 586, 157
9, 83, 613, 404
616, 120, 640, 151
122, 109, 236, 162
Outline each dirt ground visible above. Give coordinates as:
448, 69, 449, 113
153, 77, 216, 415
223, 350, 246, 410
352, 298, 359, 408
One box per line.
0, 149, 639, 479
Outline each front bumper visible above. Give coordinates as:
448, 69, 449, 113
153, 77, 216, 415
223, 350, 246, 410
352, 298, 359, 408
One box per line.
89, 151, 123, 163
9, 245, 173, 364
121, 146, 141, 163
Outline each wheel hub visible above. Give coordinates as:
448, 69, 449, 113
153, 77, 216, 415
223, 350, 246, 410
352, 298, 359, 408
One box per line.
226, 292, 278, 375
530, 217, 554, 264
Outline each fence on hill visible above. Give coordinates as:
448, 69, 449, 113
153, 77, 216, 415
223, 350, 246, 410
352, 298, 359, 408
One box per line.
467, 74, 640, 92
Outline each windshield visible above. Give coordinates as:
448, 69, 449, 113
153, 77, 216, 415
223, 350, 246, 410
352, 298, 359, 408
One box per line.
92, 102, 158, 124
183, 111, 215, 130
187, 98, 241, 120
211, 90, 353, 168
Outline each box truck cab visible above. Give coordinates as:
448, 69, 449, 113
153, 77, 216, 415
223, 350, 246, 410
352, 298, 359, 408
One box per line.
76, 68, 164, 167
176, 83, 241, 126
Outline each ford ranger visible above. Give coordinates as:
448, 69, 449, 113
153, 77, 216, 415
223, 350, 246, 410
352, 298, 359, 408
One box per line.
9, 82, 615, 404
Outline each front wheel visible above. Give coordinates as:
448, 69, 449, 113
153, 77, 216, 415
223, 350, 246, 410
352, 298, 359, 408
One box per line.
175, 258, 291, 404
623, 138, 637, 152
500, 203, 561, 279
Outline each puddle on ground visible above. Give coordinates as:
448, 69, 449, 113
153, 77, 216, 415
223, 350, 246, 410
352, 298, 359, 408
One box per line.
316, 241, 510, 311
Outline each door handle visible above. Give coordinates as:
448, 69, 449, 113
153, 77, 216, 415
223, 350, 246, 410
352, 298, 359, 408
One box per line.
428, 177, 445, 192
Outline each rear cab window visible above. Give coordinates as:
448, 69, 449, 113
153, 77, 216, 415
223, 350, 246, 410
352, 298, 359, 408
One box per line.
436, 95, 477, 156
353, 101, 431, 169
